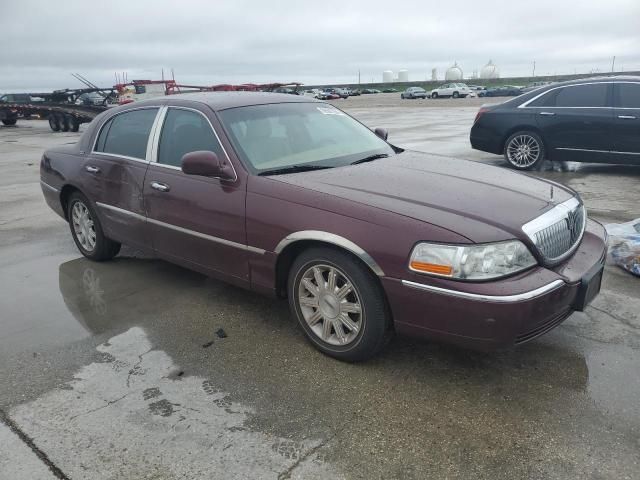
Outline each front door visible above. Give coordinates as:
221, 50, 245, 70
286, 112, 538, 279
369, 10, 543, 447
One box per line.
143, 106, 248, 282
532, 82, 614, 162
85, 107, 159, 250
613, 81, 640, 164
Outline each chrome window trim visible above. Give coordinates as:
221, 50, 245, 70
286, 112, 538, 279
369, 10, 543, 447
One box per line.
40, 180, 59, 193
401, 279, 565, 303
95, 202, 265, 254
149, 105, 238, 182
518, 81, 614, 109
91, 106, 162, 162
146, 105, 167, 161
522, 197, 586, 265
274, 230, 385, 277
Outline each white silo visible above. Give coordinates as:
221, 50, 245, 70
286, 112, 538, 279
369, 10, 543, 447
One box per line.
398, 70, 409, 82
431, 68, 437, 81
382, 70, 394, 83
445, 62, 463, 81
480, 60, 500, 79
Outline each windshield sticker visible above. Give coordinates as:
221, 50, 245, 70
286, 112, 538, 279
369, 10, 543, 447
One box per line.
317, 106, 345, 116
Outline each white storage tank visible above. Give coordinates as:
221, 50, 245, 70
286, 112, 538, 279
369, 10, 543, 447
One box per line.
445, 62, 463, 81
431, 68, 437, 81
398, 70, 409, 82
382, 70, 394, 83
480, 60, 500, 79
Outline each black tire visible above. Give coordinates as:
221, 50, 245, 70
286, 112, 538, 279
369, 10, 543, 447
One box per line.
68, 115, 80, 132
60, 114, 70, 132
288, 247, 392, 362
48, 114, 60, 131
431, 92, 438, 99
67, 192, 121, 261
401, 94, 405, 99
1, 118, 17, 126
452, 91, 460, 98
503, 130, 546, 170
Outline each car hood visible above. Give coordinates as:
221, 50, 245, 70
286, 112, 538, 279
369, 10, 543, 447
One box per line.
272, 151, 575, 242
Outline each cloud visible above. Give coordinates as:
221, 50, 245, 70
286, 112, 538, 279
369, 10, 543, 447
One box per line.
1, 0, 639, 91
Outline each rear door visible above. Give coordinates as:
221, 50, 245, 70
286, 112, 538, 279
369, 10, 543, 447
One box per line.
143, 106, 248, 282
612, 81, 640, 164
531, 82, 614, 162
86, 107, 160, 250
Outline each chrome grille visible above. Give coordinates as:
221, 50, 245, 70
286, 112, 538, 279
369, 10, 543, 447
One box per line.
522, 197, 586, 265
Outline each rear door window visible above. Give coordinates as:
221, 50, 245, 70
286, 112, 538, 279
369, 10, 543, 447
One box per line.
157, 108, 225, 167
95, 108, 158, 160
529, 83, 609, 108
615, 83, 640, 108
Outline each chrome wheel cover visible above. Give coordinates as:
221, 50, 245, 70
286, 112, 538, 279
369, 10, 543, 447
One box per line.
507, 134, 541, 167
71, 201, 96, 252
297, 264, 363, 346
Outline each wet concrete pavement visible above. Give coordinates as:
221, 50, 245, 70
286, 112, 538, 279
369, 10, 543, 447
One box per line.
1, 102, 639, 479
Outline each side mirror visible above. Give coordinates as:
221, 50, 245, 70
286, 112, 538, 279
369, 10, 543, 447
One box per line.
374, 127, 388, 141
181, 151, 234, 180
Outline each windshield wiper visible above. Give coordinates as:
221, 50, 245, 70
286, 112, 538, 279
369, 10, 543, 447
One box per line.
350, 153, 389, 165
257, 164, 334, 176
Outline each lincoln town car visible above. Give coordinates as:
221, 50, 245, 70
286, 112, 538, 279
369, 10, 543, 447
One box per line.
40, 92, 607, 361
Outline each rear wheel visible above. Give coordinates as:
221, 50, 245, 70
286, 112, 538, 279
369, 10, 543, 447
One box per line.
452, 91, 460, 98
48, 114, 60, 131
504, 131, 545, 170
401, 94, 405, 99
60, 114, 70, 132
1, 118, 17, 126
67, 115, 79, 132
288, 247, 391, 362
67, 192, 121, 261
431, 92, 438, 99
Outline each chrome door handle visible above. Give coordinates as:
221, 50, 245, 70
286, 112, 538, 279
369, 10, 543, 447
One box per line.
85, 165, 100, 173
618, 115, 637, 119
539, 111, 556, 116
150, 181, 170, 192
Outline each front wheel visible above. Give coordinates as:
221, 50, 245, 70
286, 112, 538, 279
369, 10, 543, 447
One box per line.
67, 192, 121, 261
452, 91, 460, 98
504, 131, 545, 170
288, 247, 391, 362
431, 92, 438, 99
1, 118, 17, 126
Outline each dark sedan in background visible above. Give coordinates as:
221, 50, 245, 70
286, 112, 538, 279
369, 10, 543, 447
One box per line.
40, 92, 606, 361
478, 85, 523, 97
471, 76, 640, 169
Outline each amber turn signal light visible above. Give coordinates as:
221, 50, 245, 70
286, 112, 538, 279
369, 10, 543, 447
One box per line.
409, 261, 453, 276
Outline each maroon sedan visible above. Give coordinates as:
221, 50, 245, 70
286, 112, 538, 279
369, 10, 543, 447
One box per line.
40, 92, 607, 361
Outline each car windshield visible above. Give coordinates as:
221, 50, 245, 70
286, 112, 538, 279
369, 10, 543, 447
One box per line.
218, 102, 395, 174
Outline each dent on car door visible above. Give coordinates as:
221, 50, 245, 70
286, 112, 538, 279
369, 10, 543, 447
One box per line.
143, 106, 249, 283
87, 107, 159, 250
613, 82, 640, 164
532, 83, 613, 162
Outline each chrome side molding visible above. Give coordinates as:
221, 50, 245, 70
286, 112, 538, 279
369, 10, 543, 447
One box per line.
402, 279, 565, 303
95, 202, 265, 254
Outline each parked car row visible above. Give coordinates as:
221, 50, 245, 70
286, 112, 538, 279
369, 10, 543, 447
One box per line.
471, 75, 640, 169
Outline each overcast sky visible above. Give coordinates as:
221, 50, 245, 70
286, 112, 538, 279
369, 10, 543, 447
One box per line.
1, 0, 639, 92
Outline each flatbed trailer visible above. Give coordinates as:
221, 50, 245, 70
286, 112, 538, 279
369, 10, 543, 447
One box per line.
1, 80, 303, 131
0, 102, 109, 131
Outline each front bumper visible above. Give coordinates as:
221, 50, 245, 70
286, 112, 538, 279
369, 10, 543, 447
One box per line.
383, 220, 607, 350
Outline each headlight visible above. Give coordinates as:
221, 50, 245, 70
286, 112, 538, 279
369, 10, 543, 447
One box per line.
409, 240, 537, 280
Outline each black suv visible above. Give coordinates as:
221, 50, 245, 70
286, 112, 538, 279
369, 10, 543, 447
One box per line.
470, 76, 640, 169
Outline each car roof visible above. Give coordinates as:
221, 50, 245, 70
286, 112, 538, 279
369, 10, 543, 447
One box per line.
545, 75, 639, 87
124, 91, 319, 112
